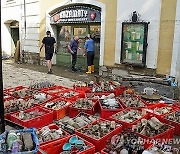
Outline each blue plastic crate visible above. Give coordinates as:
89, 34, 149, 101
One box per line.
0, 128, 39, 154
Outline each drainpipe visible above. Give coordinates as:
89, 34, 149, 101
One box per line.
24, 0, 26, 38
0, 1, 5, 133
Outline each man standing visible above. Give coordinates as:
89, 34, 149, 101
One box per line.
68, 36, 80, 72
40, 31, 56, 74
84, 34, 95, 74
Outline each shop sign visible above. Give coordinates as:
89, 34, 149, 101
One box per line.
50, 6, 101, 24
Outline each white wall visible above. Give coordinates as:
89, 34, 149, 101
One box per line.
115, 0, 162, 69
171, 0, 180, 79
21, 1, 40, 53
1, 0, 40, 55
1, 0, 21, 55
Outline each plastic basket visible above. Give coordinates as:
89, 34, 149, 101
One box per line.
114, 85, 125, 96
119, 96, 147, 109
39, 135, 95, 154
41, 98, 72, 120
69, 98, 98, 118
75, 118, 123, 152
145, 103, 178, 118
57, 112, 99, 135
38, 124, 70, 146
73, 85, 92, 93
99, 99, 124, 119
101, 130, 153, 154
3, 93, 14, 101
54, 89, 85, 101
10, 106, 53, 128
173, 102, 180, 109
161, 110, 180, 136
41, 85, 69, 95
4, 86, 34, 99
109, 108, 148, 129
0, 128, 39, 154
85, 92, 112, 99
135, 114, 175, 143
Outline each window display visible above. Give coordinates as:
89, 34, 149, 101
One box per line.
121, 22, 149, 66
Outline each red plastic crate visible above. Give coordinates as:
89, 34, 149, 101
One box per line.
41, 97, 72, 120
173, 102, 180, 109
101, 130, 153, 154
75, 118, 123, 152
41, 85, 69, 95
119, 96, 147, 109
39, 135, 95, 154
73, 85, 92, 93
4, 97, 18, 120
3, 93, 14, 101
10, 106, 53, 128
69, 98, 98, 118
55, 89, 85, 101
4, 86, 33, 99
38, 124, 70, 146
99, 99, 124, 119
161, 110, 180, 136
85, 92, 112, 99
114, 85, 125, 96
109, 108, 148, 129
135, 114, 175, 143
145, 103, 178, 118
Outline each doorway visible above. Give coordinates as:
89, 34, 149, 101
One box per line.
56, 24, 101, 71
10, 21, 19, 56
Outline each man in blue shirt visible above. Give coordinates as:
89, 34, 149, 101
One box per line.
84, 34, 95, 74
68, 36, 80, 72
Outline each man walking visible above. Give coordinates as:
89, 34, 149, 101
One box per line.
68, 36, 80, 72
40, 31, 56, 74
84, 34, 95, 74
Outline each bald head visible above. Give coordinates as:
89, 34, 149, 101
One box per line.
74, 36, 79, 41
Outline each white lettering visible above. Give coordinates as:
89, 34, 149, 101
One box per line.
84, 10, 88, 17
55, 8, 93, 23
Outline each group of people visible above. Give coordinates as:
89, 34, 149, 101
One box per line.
40, 31, 95, 74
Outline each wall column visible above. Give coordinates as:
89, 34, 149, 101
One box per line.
103, 0, 117, 66
157, 0, 177, 75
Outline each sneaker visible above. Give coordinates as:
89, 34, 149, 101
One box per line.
47, 71, 53, 74
72, 68, 77, 72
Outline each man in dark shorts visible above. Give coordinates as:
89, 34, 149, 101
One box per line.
68, 36, 80, 72
40, 31, 56, 74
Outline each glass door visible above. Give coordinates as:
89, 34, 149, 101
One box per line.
71, 25, 89, 69
56, 25, 72, 65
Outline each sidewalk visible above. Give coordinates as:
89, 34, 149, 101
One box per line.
2, 59, 98, 89
2, 59, 180, 100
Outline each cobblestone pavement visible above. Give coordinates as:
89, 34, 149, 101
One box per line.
3, 61, 76, 89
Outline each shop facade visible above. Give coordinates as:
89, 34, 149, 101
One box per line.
1, 0, 180, 85
48, 4, 101, 70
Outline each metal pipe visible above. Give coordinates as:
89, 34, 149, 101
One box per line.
24, 0, 26, 38
0, 1, 5, 133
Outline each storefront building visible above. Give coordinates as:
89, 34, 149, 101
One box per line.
1, 0, 180, 85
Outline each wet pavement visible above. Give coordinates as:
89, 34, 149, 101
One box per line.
3, 59, 180, 100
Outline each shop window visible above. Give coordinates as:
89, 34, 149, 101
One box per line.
90, 25, 101, 55
73, 28, 87, 37
57, 26, 71, 54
